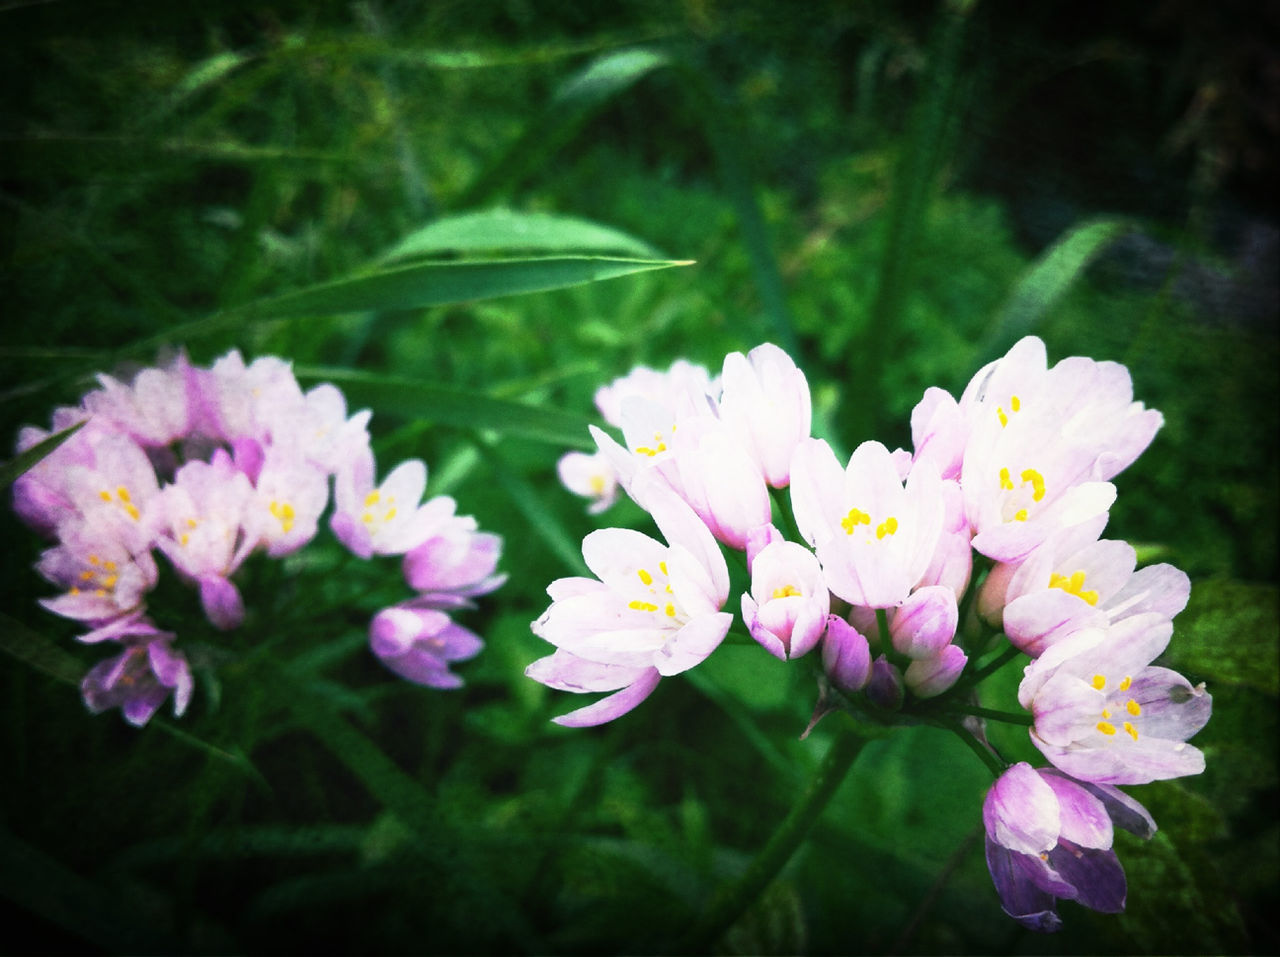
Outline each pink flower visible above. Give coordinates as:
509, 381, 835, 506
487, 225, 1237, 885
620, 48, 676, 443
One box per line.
369, 605, 483, 688
1018, 613, 1212, 785
790, 438, 944, 608
82, 353, 199, 447
527, 480, 732, 726
81, 632, 193, 727
402, 511, 505, 607
983, 762, 1154, 932
153, 453, 257, 629
36, 511, 158, 623
1000, 518, 1191, 657
592, 359, 718, 428
556, 450, 620, 514
741, 540, 829, 660
718, 343, 812, 487
330, 452, 439, 558
958, 337, 1162, 563
250, 445, 331, 558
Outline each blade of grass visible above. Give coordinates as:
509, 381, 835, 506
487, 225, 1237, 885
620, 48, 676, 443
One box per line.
460, 47, 670, 206
380, 208, 662, 262
0, 422, 84, 491
227, 255, 693, 321
979, 217, 1133, 357
294, 367, 594, 447
475, 440, 590, 577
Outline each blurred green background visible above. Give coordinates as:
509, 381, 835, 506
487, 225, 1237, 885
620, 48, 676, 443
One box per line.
2, 0, 1276, 953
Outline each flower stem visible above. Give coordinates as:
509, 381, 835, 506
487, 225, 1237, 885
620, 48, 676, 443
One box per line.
674, 725, 872, 953
942, 720, 1006, 779
943, 704, 1033, 726
958, 641, 1022, 688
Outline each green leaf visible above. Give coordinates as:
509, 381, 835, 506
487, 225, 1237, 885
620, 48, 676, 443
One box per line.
0, 422, 85, 492
293, 367, 593, 447
981, 217, 1132, 354
0, 612, 83, 686
230, 255, 691, 321
477, 441, 590, 576
461, 48, 671, 205
381, 208, 662, 262
1164, 579, 1279, 695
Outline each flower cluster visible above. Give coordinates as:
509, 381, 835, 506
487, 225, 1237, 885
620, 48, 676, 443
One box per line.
536, 337, 1211, 931
12, 351, 503, 725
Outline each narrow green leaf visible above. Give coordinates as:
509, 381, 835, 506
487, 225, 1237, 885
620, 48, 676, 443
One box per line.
231, 255, 691, 321
294, 367, 594, 447
0, 826, 180, 952
477, 441, 589, 577
981, 218, 1132, 353
461, 48, 671, 205
381, 208, 662, 262
160, 50, 252, 113
0, 421, 84, 491
0, 612, 83, 686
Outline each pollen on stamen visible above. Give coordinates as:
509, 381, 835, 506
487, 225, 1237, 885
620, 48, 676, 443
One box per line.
1126, 699, 1141, 716
1097, 721, 1117, 735
1123, 722, 1139, 740
664, 603, 676, 617
659, 561, 668, 576
638, 569, 654, 586
875, 516, 899, 540
1118, 675, 1132, 691
1091, 674, 1106, 690
629, 600, 658, 612
841, 507, 871, 534
999, 467, 1014, 490
384, 507, 397, 521
99, 490, 112, 502
364, 490, 381, 508
997, 407, 1008, 427
772, 584, 802, 599
1013, 509, 1028, 521
1011, 395, 1021, 412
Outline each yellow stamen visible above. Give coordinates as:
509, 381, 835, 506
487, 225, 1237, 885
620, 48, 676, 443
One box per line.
1091, 674, 1106, 690
772, 584, 802, 599
659, 561, 668, 576
999, 467, 1014, 491
875, 516, 899, 539
841, 507, 871, 534
998, 407, 1008, 428
629, 600, 658, 612
1014, 509, 1028, 522
1118, 675, 1132, 691
1011, 395, 1021, 411
361, 512, 374, 524
1126, 699, 1141, 716
1097, 721, 1117, 736
117, 486, 131, 502
590, 475, 605, 495
364, 491, 381, 507
80, 570, 94, 581
384, 507, 397, 521
638, 569, 654, 586
99, 489, 112, 502
1020, 468, 1047, 502
1049, 570, 1099, 606
664, 603, 676, 618
1123, 721, 1138, 740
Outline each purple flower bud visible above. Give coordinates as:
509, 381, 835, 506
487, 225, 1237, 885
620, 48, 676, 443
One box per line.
889, 585, 959, 658
905, 644, 967, 698
983, 762, 1141, 932
865, 655, 904, 711
370, 606, 483, 689
820, 616, 871, 693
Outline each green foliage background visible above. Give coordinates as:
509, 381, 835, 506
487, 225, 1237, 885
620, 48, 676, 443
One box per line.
2, 1, 1276, 953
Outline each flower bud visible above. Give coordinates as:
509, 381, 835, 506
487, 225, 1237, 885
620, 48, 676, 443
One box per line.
889, 585, 959, 659
866, 655, 904, 711
821, 616, 871, 693
905, 644, 967, 698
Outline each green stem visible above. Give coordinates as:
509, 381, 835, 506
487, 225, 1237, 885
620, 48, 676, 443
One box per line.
942, 721, 1005, 779
959, 641, 1022, 688
942, 704, 1033, 726
675, 726, 871, 953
